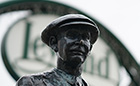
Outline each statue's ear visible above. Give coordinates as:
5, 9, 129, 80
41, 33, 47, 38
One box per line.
49, 36, 58, 52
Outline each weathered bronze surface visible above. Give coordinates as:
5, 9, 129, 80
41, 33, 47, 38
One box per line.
16, 14, 99, 86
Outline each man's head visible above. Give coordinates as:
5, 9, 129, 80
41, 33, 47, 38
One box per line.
41, 14, 99, 66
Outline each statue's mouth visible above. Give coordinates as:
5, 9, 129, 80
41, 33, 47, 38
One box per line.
67, 43, 89, 60
70, 50, 84, 56
67, 46, 87, 64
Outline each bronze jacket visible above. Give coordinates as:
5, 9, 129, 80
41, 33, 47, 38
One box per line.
16, 68, 88, 86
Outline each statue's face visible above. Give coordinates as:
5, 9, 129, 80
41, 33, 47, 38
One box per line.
57, 28, 92, 65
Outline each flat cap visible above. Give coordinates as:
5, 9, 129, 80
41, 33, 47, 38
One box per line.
41, 14, 100, 46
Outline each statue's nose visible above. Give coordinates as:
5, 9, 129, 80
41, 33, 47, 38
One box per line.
80, 40, 84, 45
75, 37, 85, 45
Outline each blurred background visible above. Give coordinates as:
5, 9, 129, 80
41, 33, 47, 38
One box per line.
0, 0, 140, 86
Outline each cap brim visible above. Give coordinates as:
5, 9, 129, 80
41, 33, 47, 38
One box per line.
58, 21, 99, 44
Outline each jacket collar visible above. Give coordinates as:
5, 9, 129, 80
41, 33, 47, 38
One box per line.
54, 68, 82, 85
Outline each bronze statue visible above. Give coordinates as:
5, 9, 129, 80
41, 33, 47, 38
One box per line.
16, 14, 100, 86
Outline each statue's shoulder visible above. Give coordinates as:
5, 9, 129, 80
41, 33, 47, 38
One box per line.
30, 71, 56, 81
16, 70, 56, 86
16, 75, 33, 86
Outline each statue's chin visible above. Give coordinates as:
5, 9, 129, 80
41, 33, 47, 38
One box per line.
69, 55, 84, 67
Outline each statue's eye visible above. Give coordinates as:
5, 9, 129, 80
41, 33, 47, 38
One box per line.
66, 30, 79, 39
82, 32, 90, 40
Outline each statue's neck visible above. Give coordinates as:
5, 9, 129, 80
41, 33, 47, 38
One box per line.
57, 58, 83, 77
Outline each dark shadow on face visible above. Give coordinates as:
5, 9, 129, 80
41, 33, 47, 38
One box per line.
57, 28, 92, 67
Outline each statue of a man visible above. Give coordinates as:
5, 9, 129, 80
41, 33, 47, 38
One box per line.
16, 14, 100, 86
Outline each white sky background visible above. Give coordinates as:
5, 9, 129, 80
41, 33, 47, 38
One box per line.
0, 0, 140, 86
